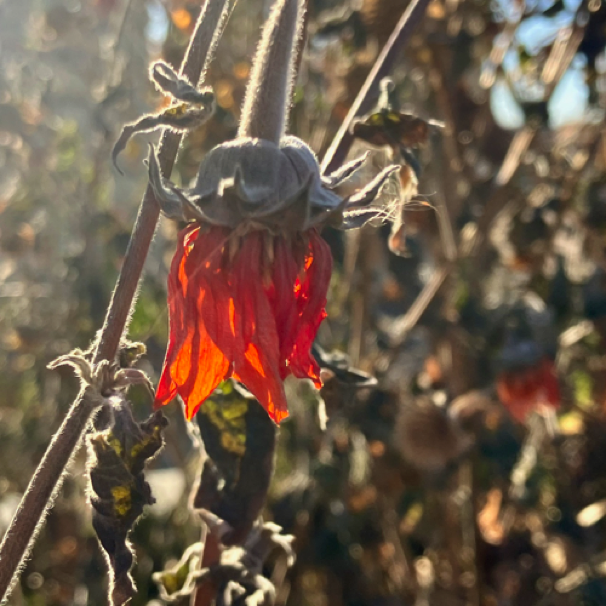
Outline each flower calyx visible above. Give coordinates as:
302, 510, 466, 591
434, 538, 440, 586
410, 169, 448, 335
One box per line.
147, 135, 399, 232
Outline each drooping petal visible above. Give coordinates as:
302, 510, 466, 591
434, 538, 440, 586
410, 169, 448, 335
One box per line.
287, 230, 332, 385
155, 226, 191, 405
230, 232, 289, 423
497, 358, 560, 423
269, 236, 301, 379
156, 222, 333, 424
155, 225, 234, 420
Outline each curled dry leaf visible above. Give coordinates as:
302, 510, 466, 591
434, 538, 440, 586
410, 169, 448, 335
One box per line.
154, 520, 294, 605
112, 60, 215, 174
88, 398, 168, 605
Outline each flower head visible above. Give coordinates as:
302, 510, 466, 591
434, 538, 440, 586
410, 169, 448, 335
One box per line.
156, 223, 331, 422
152, 0, 397, 422
496, 357, 560, 424
495, 339, 560, 423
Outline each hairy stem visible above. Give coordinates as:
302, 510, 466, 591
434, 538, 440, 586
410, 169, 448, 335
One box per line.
191, 530, 221, 606
0, 390, 94, 602
238, 0, 302, 143
320, 0, 431, 175
0, 1, 230, 601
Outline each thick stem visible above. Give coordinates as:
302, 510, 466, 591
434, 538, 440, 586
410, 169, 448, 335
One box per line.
0, 390, 95, 602
237, 0, 302, 144
320, 0, 431, 175
0, 1, 230, 601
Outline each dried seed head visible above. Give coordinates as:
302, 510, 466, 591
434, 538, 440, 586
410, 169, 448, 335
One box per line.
395, 396, 472, 472
238, 0, 303, 143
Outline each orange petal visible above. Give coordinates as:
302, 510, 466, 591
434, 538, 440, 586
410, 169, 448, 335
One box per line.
269, 236, 301, 378
288, 230, 332, 386
231, 233, 288, 423
156, 225, 234, 420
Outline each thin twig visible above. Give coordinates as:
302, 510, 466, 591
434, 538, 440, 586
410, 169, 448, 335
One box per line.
0, 1, 230, 601
469, 2, 585, 259
459, 459, 481, 606
494, 125, 536, 187
388, 266, 449, 345
318, 0, 432, 356
106, 0, 136, 88
320, 0, 431, 175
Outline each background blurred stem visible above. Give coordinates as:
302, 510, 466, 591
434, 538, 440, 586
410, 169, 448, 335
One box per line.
320, 0, 431, 175
0, 0, 230, 601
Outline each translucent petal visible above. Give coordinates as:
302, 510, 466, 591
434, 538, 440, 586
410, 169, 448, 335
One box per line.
155, 225, 234, 420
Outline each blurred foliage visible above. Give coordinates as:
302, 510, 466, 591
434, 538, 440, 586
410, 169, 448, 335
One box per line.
2, 0, 606, 604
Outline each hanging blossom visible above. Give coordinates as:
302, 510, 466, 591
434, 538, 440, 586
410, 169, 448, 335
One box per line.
495, 339, 560, 424
149, 0, 397, 423
497, 358, 560, 424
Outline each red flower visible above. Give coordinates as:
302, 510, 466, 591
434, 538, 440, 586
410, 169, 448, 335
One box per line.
147, 0, 396, 424
496, 358, 560, 423
154, 223, 332, 423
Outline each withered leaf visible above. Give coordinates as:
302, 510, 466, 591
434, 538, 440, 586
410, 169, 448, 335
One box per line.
193, 381, 277, 545
88, 398, 168, 605
351, 110, 433, 150
154, 522, 294, 605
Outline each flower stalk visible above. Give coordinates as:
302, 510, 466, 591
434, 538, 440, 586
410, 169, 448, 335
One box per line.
238, 0, 302, 143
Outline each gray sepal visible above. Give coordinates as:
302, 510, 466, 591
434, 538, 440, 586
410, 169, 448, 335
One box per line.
322, 152, 370, 189
346, 164, 399, 206
147, 145, 203, 221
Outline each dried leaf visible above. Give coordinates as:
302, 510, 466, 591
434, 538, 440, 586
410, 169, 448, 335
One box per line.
193, 381, 277, 545
154, 521, 294, 605
88, 398, 168, 605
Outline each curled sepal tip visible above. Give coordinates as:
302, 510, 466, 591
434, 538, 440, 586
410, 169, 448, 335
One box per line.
112, 61, 215, 175
146, 144, 203, 221
322, 151, 371, 189
346, 164, 399, 207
